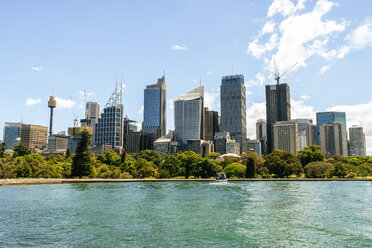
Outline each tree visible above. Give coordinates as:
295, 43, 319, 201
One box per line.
304, 162, 334, 178
160, 155, 181, 177
13, 143, 30, 157
356, 163, 372, 178
121, 150, 127, 164
135, 149, 163, 167
297, 145, 325, 167
206, 152, 221, 160
193, 158, 221, 178
224, 162, 246, 178
0, 142, 6, 157
71, 130, 94, 178
241, 152, 262, 178
332, 162, 347, 178
177, 151, 199, 178
65, 148, 71, 158
264, 150, 303, 178
100, 150, 121, 166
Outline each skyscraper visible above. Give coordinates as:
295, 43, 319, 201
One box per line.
319, 122, 344, 157
316, 112, 348, 156
174, 86, 204, 149
220, 74, 247, 153
265, 83, 291, 154
349, 126, 366, 156
3, 122, 22, 149
273, 121, 299, 155
20, 124, 48, 149
256, 119, 267, 155
292, 119, 313, 150
143, 75, 167, 147
94, 84, 124, 148
81, 102, 100, 128
204, 107, 219, 141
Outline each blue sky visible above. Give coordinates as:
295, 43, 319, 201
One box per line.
1, 0, 372, 154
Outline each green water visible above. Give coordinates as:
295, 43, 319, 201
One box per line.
0, 181, 371, 247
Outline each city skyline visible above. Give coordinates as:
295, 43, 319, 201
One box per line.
1, 0, 372, 154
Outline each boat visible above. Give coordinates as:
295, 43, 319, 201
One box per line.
215, 172, 227, 182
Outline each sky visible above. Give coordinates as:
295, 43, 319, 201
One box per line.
1, 0, 372, 155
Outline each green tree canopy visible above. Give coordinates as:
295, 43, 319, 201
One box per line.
224, 162, 246, 178
241, 152, 262, 178
206, 152, 221, 160
177, 151, 200, 178
264, 150, 303, 178
193, 158, 221, 178
71, 130, 94, 178
135, 149, 163, 167
13, 143, 30, 157
160, 155, 181, 177
0, 142, 6, 157
304, 161, 334, 178
297, 145, 325, 167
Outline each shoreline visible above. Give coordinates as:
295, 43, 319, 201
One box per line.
1, 178, 371, 186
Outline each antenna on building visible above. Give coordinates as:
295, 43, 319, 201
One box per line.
273, 58, 297, 85
70, 96, 78, 127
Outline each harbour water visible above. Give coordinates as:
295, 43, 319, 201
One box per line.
0, 181, 371, 247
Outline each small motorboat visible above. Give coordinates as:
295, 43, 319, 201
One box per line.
215, 172, 227, 182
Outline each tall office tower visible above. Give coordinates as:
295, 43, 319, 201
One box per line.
247, 139, 262, 155
265, 83, 291, 154
307, 124, 319, 146
81, 102, 100, 127
3, 122, 22, 149
319, 122, 344, 157
273, 121, 299, 155
143, 75, 167, 147
292, 119, 313, 150
48, 96, 56, 136
220, 74, 247, 153
174, 86, 204, 149
204, 107, 219, 141
94, 83, 124, 148
123, 116, 137, 149
316, 112, 348, 156
20, 124, 48, 149
349, 126, 366, 156
256, 119, 267, 155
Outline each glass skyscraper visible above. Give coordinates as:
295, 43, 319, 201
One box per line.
3, 122, 22, 149
316, 112, 348, 156
220, 74, 247, 153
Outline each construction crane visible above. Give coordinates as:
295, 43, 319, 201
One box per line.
274, 58, 297, 85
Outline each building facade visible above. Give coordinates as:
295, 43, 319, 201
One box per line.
214, 131, 240, 155
220, 74, 247, 153
174, 86, 204, 149
349, 126, 366, 156
307, 124, 319, 146
319, 122, 344, 157
3, 122, 22, 149
265, 83, 291, 154
316, 112, 348, 156
187, 139, 214, 156
256, 119, 267, 155
247, 139, 262, 155
273, 121, 299, 155
47, 132, 69, 152
126, 131, 151, 153
204, 107, 219, 141
20, 124, 48, 149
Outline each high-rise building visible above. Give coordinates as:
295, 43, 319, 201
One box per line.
3, 122, 22, 149
81, 102, 100, 128
319, 122, 344, 157
204, 107, 219, 141
123, 116, 138, 150
126, 131, 151, 153
94, 84, 124, 148
20, 124, 48, 149
247, 139, 262, 155
292, 119, 313, 150
316, 112, 348, 156
307, 124, 319, 146
273, 121, 298, 155
214, 131, 240, 155
349, 126, 366, 156
143, 75, 167, 147
220, 74, 247, 153
265, 83, 291, 154
174, 86, 204, 149
256, 119, 267, 155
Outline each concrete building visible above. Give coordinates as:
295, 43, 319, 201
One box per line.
292, 119, 313, 150
220, 74, 247, 153
3, 122, 22, 149
204, 107, 219, 141
153, 131, 176, 155
265, 83, 291, 154
349, 126, 366, 156
174, 86, 204, 149
247, 139, 262, 155
143, 75, 167, 147
273, 121, 299, 155
47, 132, 69, 152
316, 112, 348, 156
256, 119, 267, 155
307, 124, 319, 146
80, 102, 100, 143
94, 84, 124, 148
67, 127, 93, 154
187, 139, 214, 156
123, 116, 137, 150
126, 131, 151, 153
214, 131, 240, 155
20, 124, 48, 149
319, 122, 344, 157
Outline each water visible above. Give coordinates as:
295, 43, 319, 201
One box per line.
0, 181, 371, 247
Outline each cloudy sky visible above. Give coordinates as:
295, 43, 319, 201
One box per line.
1, 0, 372, 154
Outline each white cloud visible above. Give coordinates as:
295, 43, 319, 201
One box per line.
138, 105, 144, 115
245, 73, 265, 88
25, 98, 42, 106
327, 101, 372, 155
121, 83, 127, 90
171, 45, 187, 50
246, 102, 266, 139
55, 97, 75, 109
300, 95, 311, 100
204, 92, 219, 110
31, 66, 44, 71
267, 0, 306, 18
248, 0, 346, 76
320, 65, 331, 74
169, 99, 176, 110
207, 71, 213, 75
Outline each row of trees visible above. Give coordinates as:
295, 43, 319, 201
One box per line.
1, 131, 371, 179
